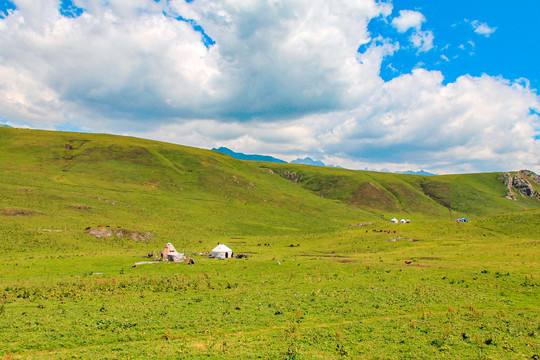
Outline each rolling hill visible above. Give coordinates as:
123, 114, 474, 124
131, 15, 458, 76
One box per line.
1, 127, 539, 359
1, 127, 539, 245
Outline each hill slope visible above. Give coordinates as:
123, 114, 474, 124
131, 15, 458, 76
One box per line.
1, 127, 539, 251
262, 162, 540, 218
1, 128, 539, 359
0, 128, 373, 250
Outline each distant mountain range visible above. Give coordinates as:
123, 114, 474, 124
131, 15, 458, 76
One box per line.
291, 157, 327, 167
0, 124, 13, 128
395, 170, 437, 176
211, 147, 287, 163
212, 147, 435, 175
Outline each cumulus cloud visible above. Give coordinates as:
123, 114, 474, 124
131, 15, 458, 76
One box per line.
322, 71, 539, 173
0, 0, 538, 173
0, 0, 389, 125
138, 71, 539, 173
470, 20, 497, 37
409, 30, 434, 52
0, 64, 64, 127
390, 10, 433, 53
391, 10, 425, 33
0, 0, 221, 128
186, 0, 388, 119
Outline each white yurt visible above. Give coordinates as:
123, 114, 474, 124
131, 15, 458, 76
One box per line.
400, 219, 406, 223
161, 242, 177, 259
167, 251, 185, 262
390, 217, 398, 223
211, 244, 233, 259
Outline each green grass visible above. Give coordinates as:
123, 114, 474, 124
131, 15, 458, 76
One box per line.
1, 218, 538, 359
0, 128, 539, 359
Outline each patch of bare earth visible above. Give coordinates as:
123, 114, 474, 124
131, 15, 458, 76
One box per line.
86, 227, 154, 242
1, 208, 44, 216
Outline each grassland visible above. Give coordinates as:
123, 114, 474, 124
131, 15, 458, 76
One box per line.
0, 128, 539, 359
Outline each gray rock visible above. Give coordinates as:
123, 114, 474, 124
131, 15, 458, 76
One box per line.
499, 170, 540, 201
282, 171, 303, 183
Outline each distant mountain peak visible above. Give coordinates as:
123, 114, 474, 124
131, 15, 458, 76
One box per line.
291, 157, 326, 167
211, 147, 287, 163
212, 148, 344, 168
395, 169, 437, 176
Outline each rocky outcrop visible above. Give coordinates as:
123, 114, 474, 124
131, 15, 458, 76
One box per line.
87, 228, 113, 238
87, 228, 154, 242
1, 207, 44, 216
348, 222, 374, 228
499, 170, 540, 201
281, 171, 303, 183
520, 170, 540, 183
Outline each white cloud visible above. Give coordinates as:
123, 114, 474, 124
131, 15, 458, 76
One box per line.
0, 0, 220, 128
391, 10, 425, 33
1, 0, 391, 125
390, 10, 433, 53
314, 71, 539, 173
0, 0, 538, 174
409, 30, 434, 52
470, 20, 497, 37
0, 64, 65, 128
140, 71, 540, 174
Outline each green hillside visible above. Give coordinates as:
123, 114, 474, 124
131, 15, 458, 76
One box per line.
1, 128, 537, 236
0, 128, 373, 248
262, 161, 540, 218
1, 128, 539, 359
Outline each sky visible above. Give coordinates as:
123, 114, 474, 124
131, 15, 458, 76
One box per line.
0, 0, 538, 174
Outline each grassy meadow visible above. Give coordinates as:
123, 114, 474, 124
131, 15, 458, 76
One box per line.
0, 128, 539, 359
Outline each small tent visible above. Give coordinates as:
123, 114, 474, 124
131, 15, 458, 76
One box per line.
161, 242, 177, 259
167, 251, 185, 262
390, 217, 398, 224
211, 244, 233, 259
400, 219, 406, 223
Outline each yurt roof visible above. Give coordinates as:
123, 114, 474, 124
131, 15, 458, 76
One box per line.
212, 244, 232, 252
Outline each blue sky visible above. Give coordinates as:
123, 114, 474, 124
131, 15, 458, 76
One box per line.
369, 0, 539, 90
0, 0, 538, 173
